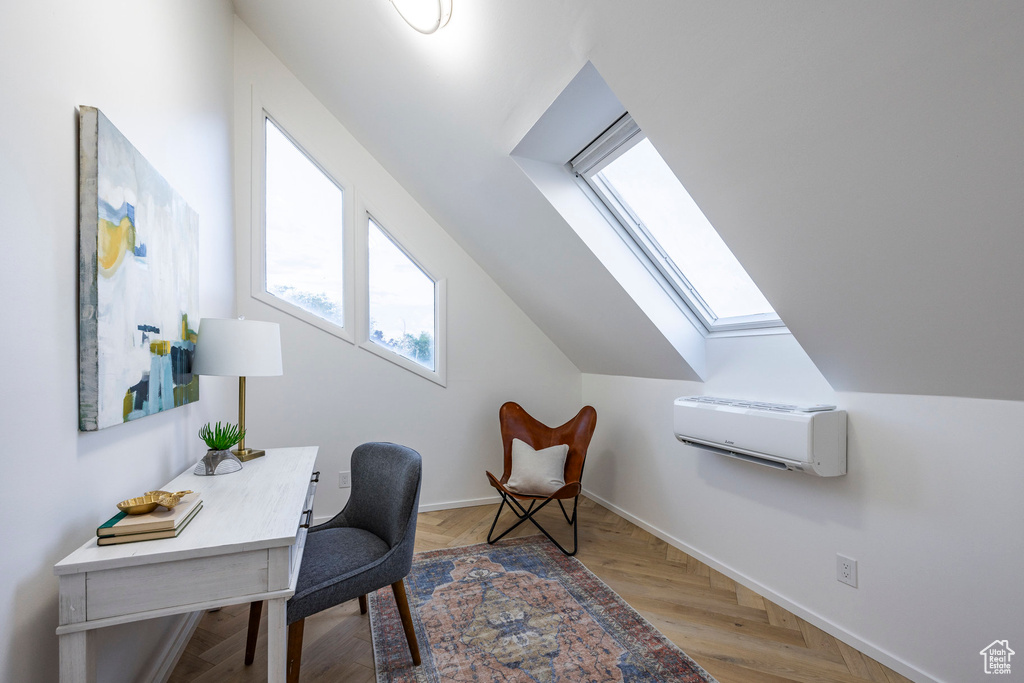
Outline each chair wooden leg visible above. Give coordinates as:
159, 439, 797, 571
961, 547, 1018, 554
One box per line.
287, 618, 304, 683
358, 594, 367, 615
390, 579, 421, 666
244, 600, 263, 666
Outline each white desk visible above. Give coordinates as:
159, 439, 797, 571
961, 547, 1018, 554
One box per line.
55, 446, 319, 683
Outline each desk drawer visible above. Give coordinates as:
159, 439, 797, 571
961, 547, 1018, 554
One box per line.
87, 550, 269, 620
290, 473, 318, 581
304, 472, 318, 512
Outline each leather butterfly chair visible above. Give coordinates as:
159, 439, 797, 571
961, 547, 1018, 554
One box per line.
245, 442, 422, 682
485, 402, 597, 556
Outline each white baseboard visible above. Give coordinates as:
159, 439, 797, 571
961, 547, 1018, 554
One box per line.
146, 610, 204, 683
311, 495, 501, 526
418, 495, 500, 513
581, 488, 934, 683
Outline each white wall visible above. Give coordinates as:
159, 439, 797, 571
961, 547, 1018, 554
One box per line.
583, 333, 1024, 683
230, 2, 1024, 402
0, 2, 236, 681
232, 20, 582, 520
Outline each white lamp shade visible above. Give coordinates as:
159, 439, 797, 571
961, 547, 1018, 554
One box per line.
193, 318, 283, 377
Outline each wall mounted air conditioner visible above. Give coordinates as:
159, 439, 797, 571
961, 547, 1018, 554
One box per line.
673, 396, 847, 476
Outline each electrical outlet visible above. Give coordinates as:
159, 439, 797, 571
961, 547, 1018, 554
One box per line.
338, 471, 351, 488
837, 554, 858, 588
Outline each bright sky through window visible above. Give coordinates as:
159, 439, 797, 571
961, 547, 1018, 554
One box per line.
368, 218, 436, 370
596, 138, 774, 321
265, 118, 345, 326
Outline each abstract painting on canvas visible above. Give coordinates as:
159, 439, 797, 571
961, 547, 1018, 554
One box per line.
78, 106, 200, 431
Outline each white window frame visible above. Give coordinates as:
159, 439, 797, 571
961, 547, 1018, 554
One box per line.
356, 206, 447, 387
571, 114, 785, 335
251, 103, 356, 343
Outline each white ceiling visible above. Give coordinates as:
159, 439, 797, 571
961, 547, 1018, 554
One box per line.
232, 0, 1024, 400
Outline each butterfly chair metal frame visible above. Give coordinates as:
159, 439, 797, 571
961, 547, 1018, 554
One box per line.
485, 402, 597, 556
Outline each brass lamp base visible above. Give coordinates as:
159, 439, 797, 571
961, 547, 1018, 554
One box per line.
233, 376, 265, 462
233, 448, 266, 462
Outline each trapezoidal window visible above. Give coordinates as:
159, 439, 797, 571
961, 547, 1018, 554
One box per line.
572, 114, 783, 333
263, 117, 346, 330
367, 217, 437, 371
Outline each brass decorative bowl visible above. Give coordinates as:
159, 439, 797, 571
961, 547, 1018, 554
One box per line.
117, 490, 193, 515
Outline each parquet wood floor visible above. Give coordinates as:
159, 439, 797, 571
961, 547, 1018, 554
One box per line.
168, 497, 913, 682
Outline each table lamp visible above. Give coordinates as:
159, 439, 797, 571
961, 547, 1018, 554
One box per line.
193, 317, 283, 461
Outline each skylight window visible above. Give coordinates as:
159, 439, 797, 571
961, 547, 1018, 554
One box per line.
572, 115, 783, 333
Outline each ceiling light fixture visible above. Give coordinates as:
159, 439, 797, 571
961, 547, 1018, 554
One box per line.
389, 0, 452, 34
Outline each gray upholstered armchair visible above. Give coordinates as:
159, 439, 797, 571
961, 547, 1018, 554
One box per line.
245, 442, 423, 681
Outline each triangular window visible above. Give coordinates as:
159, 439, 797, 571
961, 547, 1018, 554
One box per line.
264, 117, 346, 329
367, 217, 437, 371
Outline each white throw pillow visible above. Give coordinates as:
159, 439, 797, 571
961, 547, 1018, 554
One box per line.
505, 438, 568, 495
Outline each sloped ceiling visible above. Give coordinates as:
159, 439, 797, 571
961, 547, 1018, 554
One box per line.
232, 1, 1024, 401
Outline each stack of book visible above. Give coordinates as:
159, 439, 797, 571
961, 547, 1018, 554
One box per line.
96, 492, 203, 546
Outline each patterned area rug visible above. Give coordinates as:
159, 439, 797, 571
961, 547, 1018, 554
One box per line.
369, 536, 718, 682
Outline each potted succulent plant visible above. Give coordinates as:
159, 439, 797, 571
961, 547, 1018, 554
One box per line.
194, 421, 247, 476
